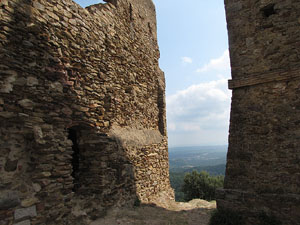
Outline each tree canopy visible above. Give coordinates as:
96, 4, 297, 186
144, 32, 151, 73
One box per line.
182, 171, 224, 201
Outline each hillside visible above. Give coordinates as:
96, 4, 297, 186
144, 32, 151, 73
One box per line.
169, 146, 227, 201
169, 146, 227, 169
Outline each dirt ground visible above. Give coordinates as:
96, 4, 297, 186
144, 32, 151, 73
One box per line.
90, 199, 216, 225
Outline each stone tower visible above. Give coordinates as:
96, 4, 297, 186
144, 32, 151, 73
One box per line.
0, 0, 173, 224
218, 0, 300, 224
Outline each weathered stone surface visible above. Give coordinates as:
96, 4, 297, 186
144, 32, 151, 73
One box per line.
32, 184, 41, 193
50, 82, 63, 93
218, 1, 300, 224
4, 159, 18, 172
0, 0, 173, 224
0, 192, 20, 210
109, 125, 163, 146
14, 206, 37, 220
32, 2, 44, 11
26, 77, 38, 87
18, 99, 34, 110
21, 198, 39, 208
0, 74, 16, 93
14, 220, 31, 225
0, 112, 15, 118
33, 126, 45, 145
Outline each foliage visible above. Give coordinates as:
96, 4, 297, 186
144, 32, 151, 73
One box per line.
181, 171, 224, 201
169, 164, 225, 202
258, 212, 282, 225
209, 209, 243, 225
169, 172, 185, 201
133, 197, 141, 207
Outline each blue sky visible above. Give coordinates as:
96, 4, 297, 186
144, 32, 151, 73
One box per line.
74, 0, 232, 147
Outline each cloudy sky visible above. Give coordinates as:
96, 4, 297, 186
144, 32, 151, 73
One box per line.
74, 0, 232, 147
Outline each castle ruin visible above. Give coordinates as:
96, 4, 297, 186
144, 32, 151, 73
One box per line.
217, 0, 300, 224
1, 0, 300, 224
0, 0, 173, 224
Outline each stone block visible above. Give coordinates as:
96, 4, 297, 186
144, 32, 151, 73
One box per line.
0, 192, 20, 210
33, 1, 45, 11
18, 99, 34, 110
14, 206, 37, 221
4, 159, 18, 172
0, 112, 15, 118
14, 220, 31, 225
21, 198, 39, 208
33, 126, 45, 144
0, 74, 16, 93
27, 77, 38, 86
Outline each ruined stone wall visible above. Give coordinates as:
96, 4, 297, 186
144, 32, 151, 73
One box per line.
0, 0, 174, 224
218, 0, 300, 224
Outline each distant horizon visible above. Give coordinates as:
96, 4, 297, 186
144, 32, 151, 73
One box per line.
169, 144, 228, 149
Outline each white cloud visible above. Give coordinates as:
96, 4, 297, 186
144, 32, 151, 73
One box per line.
166, 79, 231, 146
168, 123, 176, 131
181, 56, 193, 64
196, 50, 230, 73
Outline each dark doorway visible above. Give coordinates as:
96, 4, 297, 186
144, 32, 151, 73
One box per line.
68, 128, 80, 192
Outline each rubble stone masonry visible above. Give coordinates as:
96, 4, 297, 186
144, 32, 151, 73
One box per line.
218, 0, 300, 224
0, 0, 174, 224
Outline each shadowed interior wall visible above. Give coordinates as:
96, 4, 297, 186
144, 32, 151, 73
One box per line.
217, 1, 300, 224
0, 0, 174, 224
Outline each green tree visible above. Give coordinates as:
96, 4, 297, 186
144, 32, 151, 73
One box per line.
182, 171, 224, 201
169, 172, 185, 201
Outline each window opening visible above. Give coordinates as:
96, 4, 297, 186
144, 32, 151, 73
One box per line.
68, 128, 80, 192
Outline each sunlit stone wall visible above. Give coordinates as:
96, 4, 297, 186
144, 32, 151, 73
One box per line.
0, 0, 174, 224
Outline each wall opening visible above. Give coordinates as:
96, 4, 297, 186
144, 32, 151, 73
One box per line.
68, 128, 80, 192
261, 4, 276, 18
152, 0, 230, 202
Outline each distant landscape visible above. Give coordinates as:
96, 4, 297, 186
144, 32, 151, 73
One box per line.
168, 145, 228, 201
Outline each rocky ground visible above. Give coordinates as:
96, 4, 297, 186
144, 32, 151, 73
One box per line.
90, 199, 216, 225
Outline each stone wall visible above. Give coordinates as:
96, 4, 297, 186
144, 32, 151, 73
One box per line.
218, 0, 300, 224
0, 0, 174, 224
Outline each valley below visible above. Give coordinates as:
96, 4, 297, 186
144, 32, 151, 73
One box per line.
168, 146, 227, 201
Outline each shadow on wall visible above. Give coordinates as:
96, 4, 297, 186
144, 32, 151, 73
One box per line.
0, 0, 138, 224
66, 125, 138, 223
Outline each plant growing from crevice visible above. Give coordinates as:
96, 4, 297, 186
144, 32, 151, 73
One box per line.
133, 197, 141, 207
